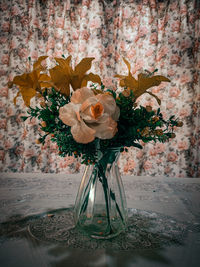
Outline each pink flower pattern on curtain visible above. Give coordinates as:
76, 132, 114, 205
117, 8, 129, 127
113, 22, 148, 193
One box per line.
0, 0, 199, 177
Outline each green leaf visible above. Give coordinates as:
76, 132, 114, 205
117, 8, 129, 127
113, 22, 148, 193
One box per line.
21, 116, 29, 121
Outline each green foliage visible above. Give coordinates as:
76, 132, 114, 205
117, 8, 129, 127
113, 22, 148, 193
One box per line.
22, 86, 182, 165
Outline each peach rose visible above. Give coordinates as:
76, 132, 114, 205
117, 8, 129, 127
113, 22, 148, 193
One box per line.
167, 69, 175, 77
179, 108, 189, 118
145, 49, 154, 57
171, 21, 181, 32
168, 37, 176, 44
155, 143, 165, 154
55, 17, 65, 29
90, 18, 101, 29
139, 27, 148, 37
149, 148, 157, 156
150, 32, 158, 44
180, 74, 190, 84
81, 30, 90, 41
72, 30, 79, 40
0, 101, 5, 109
123, 159, 136, 173
169, 87, 181, 98
24, 149, 35, 158
15, 145, 24, 155
0, 150, 5, 161
102, 77, 114, 88
0, 119, 7, 129
167, 152, 178, 162
59, 87, 120, 144
1, 54, 9, 65
178, 140, 188, 151
18, 48, 29, 58
170, 54, 181, 65
4, 140, 13, 150
130, 17, 139, 28
2, 22, 10, 32
166, 102, 175, 109
6, 107, 14, 117
136, 150, 144, 159
143, 160, 152, 170
164, 166, 171, 174
123, 7, 131, 19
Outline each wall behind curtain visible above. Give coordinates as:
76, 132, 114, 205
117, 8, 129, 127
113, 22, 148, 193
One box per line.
0, 0, 199, 177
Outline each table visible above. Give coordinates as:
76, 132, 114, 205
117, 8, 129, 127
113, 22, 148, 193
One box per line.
0, 173, 200, 267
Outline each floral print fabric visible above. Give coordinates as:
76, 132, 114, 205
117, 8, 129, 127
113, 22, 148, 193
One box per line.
0, 0, 199, 177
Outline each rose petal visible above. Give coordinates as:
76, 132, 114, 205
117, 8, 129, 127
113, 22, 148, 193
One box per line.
91, 116, 118, 139
71, 87, 95, 104
96, 94, 117, 116
81, 97, 106, 123
71, 120, 96, 144
112, 105, 120, 121
80, 97, 98, 122
59, 103, 80, 126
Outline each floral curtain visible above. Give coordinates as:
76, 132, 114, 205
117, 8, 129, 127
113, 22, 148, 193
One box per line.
0, 0, 199, 177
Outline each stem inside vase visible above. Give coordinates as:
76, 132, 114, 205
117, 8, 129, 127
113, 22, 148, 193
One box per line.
74, 147, 127, 239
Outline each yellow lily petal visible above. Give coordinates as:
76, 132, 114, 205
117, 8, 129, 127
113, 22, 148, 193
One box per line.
38, 73, 52, 88
49, 66, 70, 96
54, 56, 72, 75
71, 57, 95, 90
147, 91, 161, 105
81, 73, 101, 87
135, 74, 170, 98
13, 91, 20, 105
12, 73, 33, 87
123, 57, 131, 72
115, 58, 170, 103
33, 56, 48, 71
20, 87, 37, 106
74, 57, 95, 77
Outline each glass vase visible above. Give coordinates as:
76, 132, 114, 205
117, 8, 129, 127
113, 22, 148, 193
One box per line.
74, 147, 127, 239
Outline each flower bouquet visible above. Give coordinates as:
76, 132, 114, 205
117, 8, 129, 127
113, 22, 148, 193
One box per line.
9, 56, 183, 239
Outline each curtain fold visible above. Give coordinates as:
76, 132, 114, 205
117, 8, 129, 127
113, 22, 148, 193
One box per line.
0, 0, 199, 177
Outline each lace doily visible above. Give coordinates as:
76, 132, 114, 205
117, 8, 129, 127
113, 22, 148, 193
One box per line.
24, 208, 200, 250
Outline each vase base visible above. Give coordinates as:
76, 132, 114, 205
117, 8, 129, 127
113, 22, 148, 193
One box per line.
90, 231, 124, 240
76, 225, 125, 240
76, 214, 126, 239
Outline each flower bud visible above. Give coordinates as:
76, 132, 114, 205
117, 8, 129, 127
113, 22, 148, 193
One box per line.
7, 81, 13, 88
170, 133, 176, 138
177, 121, 183, 127
40, 101, 46, 107
35, 139, 41, 144
146, 105, 152, 112
155, 129, 163, 136
152, 116, 159, 123
122, 89, 131, 97
141, 127, 150, 137
41, 121, 46, 127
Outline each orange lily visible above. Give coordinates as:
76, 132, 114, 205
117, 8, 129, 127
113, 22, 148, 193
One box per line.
49, 56, 101, 97
115, 58, 170, 104
10, 56, 51, 106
